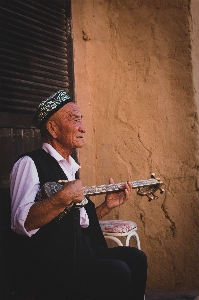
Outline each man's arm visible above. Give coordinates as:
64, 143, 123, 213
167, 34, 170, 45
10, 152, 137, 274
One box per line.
10, 156, 83, 234
10, 156, 41, 236
96, 178, 132, 220
24, 180, 83, 231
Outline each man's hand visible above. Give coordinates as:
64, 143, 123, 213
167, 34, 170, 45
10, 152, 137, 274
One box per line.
96, 178, 132, 220
105, 178, 132, 209
57, 179, 84, 206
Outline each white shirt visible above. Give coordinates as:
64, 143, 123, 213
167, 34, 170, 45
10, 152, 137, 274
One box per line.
10, 143, 89, 237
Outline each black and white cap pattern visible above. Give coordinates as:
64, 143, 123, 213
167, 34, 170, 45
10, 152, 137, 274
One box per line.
32, 90, 71, 129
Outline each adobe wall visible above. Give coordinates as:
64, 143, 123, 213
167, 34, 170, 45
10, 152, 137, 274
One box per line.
191, 0, 199, 184
71, 0, 199, 289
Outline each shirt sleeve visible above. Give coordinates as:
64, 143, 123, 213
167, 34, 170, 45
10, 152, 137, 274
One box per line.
10, 156, 40, 237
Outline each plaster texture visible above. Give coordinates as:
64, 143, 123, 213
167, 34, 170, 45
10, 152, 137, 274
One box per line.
71, 0, 199, 290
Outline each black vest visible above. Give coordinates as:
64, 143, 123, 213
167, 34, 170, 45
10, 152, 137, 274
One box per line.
12, 149, 107, 284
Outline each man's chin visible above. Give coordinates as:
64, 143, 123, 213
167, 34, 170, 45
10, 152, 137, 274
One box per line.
75, 142, 84, 148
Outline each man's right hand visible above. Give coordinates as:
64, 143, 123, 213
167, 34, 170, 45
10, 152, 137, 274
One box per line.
57, 179, 84, 206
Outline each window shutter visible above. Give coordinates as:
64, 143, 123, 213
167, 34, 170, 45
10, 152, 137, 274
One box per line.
0, 0, 73, 113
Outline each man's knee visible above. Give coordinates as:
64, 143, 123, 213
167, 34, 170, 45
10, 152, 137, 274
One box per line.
128, 247, 147, 272
110, 259, 132, 282
110, 246, 147, 273
135, 248, 147, 266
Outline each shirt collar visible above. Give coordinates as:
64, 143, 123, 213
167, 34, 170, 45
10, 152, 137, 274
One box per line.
42, 142, 81, 173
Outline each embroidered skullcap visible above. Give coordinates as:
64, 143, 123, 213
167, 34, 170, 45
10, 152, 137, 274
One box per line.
32, 90, 71, 129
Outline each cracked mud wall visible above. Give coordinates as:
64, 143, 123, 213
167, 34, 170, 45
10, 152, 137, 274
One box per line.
71, 0, 199, 289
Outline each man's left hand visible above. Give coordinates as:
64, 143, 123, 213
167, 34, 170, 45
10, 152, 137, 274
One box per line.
105, 178, 132, 209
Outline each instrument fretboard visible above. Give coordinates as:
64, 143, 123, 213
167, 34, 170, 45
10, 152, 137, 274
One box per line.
83, 178, 162, 196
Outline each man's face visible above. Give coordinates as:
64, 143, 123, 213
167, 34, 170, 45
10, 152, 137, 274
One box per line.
50, 102, 86, 151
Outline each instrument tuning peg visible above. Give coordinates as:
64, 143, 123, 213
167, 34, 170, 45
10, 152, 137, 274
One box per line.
148, 198, 153, 202
147, 195, 154, 202
159, 188, 165, 194
147, 193, 159, 202
152, 193, 159, 200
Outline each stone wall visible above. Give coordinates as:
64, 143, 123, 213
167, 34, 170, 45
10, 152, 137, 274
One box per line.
71, 0, 199, 289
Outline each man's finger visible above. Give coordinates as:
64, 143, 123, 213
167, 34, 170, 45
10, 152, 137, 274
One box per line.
109, 177, 114, 184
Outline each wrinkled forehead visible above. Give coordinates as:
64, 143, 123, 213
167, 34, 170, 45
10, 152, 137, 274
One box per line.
55, 102, 82, 119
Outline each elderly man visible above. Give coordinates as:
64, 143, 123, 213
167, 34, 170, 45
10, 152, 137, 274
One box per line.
10, 90, 147, 300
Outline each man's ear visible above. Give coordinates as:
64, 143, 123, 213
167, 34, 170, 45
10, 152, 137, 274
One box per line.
45, 120, 58, 139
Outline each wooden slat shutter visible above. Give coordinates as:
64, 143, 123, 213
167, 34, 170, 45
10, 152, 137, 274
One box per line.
0, 0, 73, 113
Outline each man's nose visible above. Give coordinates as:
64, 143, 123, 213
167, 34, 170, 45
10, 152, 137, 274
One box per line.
79, 122, 86, 133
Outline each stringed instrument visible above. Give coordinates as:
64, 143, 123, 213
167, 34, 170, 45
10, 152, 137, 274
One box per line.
36, 173, 164, 204
35, 174, 164, 220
